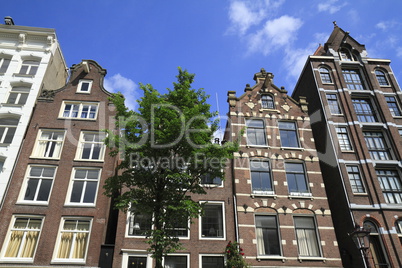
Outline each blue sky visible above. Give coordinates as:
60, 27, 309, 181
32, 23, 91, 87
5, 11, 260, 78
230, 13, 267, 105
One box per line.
4, 0, 402, 136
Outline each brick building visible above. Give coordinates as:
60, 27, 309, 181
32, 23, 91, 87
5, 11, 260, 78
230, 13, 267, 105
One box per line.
0, 17, 67, 206
0, 60, 117, 267
225, 68, 342, 267
292, 24, 402, 267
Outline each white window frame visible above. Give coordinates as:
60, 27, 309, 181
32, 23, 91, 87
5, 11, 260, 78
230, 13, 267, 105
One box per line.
199, 254, 225, 268
31, 129, 66, 159
122, 251, 152, 268
5, 86, 30, 105
52, 217, 92, 264
200, 173, 223, 187
335, 126, 353, 151
59, 101, 99, 120
77, 79, 93, 93
0, 215, 44, 262
0, 117, 19, 144
199, 201, 226, 240
163, 254, 190, 268
18, 60, 40, 76
65, 168, 101, 207
18, 165, 57, 205
75, 131, 106, 161
126, 209, 153, 238
0, 57, 11, 74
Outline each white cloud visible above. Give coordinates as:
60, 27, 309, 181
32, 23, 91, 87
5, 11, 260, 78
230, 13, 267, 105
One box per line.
397, 47, 402, 58
227, 0, 285, 35
376, 20, 400, 31
104, 73, 138, 110
248, 15, 303, 55
317, 0, 347, 14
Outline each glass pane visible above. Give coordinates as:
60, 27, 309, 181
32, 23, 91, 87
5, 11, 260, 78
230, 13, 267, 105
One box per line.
37, 179, 52, 201
7, 93, 18, 104
83, 181, 97, 203
24, 179, 39, 200
18, 93, 28, 105
4, 127, 16, 143
70, 181, 84, 202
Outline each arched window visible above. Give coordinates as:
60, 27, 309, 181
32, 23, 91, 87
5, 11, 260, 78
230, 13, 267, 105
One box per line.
395, 219, 402, 245
375, 70, 389, 86
340, 47, 358, 62
363, 220, 389, 268
319, 67, 332, 84
261, 94, 274, 109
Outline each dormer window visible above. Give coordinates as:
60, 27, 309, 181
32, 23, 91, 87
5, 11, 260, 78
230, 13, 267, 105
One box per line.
261, 94, 274, 109
77, 80, 93, 93
339, 47, 358, 62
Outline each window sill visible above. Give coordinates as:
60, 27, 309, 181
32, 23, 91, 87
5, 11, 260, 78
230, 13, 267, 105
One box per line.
201, 184, 223, 188
74, 158, 104, 163
246, 145, 268, 148
298, 256, 326, 262
0, 143, 10, 147
51, 259, 86, 265
59, 117, 97, 121
0, 258, 34, 263
340, 150, 355, 153
30, 156, 61, 160
257, 255, 284, 260
13, 73, 35, 78
200, 236, 225, 240
259, 108, 280, 113
0, 103, 24, 107
280, 147, 304, 151
16, 201, 49, 206
64, 203, 96, 208
288, 193, 313, 200
251, 192, 276, 199
352, 192, 368, 196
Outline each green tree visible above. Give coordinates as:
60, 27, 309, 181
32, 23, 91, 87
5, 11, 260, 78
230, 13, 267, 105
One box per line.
104, 68, 237, 268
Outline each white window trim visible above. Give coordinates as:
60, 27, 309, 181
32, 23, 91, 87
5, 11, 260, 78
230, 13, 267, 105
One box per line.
64, 167, 101, 207
51, 217, 92, 264
126, 208, 153, 238
17, 165, 57, 205
17, 59, 40, 76
199, 201, 226, 240
0, 117, 19, 145
163, 253, 190, 268
4, 86, 31, 106
59, 101, 99, 120
74, 131, 106, 162
77, 79, 93, 93
199, 254, 226, 268
30, 129, 66, 159
0, 215, 44, 263
121, 251, 153, 268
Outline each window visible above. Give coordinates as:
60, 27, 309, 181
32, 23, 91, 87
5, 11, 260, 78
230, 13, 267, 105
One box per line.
0, 158, 4, 172
339, 48, 355, 61
6, 86, 30, 105
342, 69, 365, 90
0, 57, 11, 73
127, 256, 147, 268
1, 216, 43, 259
294, 216, 321, 257
250, 160, 273, 194
261, 94, 274, 109
77, 80, 92, 93
363, 131, 391, 160
246, 119, 266, 146
54, 218, 91, 262
375, 70, 389, 86
352, 98, 378, 122
346, 166, 365, 193
319, 67, 332, 83
76, 132, 106, 161
166, 217, 188, 238
285, 163, 309, 194
201, 203, 224, 238
395, 220, 402, 245
326, 94, 342, 115
31, 130, 65, 159
385, 96, 402, 117
67, 168, 100, 206
363, 221, 389, 268
19, 60, 39, 76
376, 170, 402, 204
60, 101, 98, 119
0, 117, 19, 144
200, 174, 222, 186
279, 121, 299, 148
201, 256, 224, 268
335, 127, 353, 151
255, 215, 281, 256
164, 256, 187, 268
21, 165, 56, 203
128, 210, 152, 236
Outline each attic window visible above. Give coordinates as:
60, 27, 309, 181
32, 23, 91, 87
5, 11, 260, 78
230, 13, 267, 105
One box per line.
261, 94, 274, 109
77, 80, 92, 93
339, 48, 358, 62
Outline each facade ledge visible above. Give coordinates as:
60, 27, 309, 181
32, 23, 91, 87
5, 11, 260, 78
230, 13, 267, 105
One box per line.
256, 255, 285, 261
288, 193, 313, 200
280, 147, 304, 151
251, 193, 277, 199
13, 73, 34, 79
298, 256, 326, 262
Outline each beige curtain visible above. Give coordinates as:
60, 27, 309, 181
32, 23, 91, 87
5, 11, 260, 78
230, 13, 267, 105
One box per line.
72, 232, 88, 259
57, 232, 73, 258
4, 231, 23, 257
20, 231, 39, 257
256, 228, 265, 255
